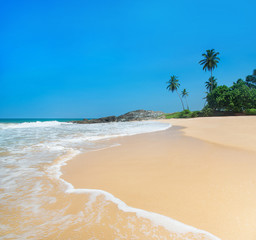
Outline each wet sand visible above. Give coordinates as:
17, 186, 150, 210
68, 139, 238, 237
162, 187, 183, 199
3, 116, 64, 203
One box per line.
62, 116, 256, 240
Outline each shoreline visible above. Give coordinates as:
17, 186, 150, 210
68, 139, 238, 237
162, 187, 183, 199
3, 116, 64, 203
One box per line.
62, 116, 256, 240
60, 126, 221, 240
159, 116, 256, 153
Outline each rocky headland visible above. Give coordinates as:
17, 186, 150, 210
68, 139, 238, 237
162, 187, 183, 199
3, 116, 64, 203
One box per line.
72, 110, 165, 124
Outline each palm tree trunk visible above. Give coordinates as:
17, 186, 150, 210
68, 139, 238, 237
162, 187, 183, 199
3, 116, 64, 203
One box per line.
210, 69, 213, 92
185, 97, 189, 110
176, 90, 185, 111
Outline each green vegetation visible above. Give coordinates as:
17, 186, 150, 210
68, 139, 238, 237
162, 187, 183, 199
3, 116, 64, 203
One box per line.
163, 108, 215, 119
165, 49, 255, 118
245, 109, 256, 115
207, 79, 256, 112
163, 110, 199, 119
200, 106, 213, 117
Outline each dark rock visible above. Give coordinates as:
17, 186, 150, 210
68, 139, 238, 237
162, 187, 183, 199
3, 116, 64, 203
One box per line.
72, 110, 165, 124
117, 110, 164, 122
72, 116, 117, 124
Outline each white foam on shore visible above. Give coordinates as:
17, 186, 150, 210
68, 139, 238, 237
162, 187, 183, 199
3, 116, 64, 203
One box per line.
63, 181, 221, 239
0, 121, 71, 129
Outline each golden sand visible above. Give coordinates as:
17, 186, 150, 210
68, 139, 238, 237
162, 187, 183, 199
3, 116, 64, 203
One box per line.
62, 116, 256, 240
162, 116, 256, 153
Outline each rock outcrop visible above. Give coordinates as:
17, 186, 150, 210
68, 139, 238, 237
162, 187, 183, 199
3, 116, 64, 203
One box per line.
117, 110, 164, 122
73, 110, 164, 124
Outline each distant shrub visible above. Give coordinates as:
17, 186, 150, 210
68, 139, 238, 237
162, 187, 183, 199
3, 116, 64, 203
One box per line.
191, 111, 198, 118
206, 79, 256, 112
179, 110, 191, 118
245, 109, 256, 115
164, 110, 201, 119
164, 110, 194, 119
201, 106, 213, 117
164, 112, 182, 119
182, 109, 191, 114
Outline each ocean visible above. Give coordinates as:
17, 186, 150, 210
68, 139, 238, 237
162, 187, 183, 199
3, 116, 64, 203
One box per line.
0, 119, 220, 240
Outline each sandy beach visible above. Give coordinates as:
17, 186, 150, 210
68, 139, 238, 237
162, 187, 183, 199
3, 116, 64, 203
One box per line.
62, 116, 256, 240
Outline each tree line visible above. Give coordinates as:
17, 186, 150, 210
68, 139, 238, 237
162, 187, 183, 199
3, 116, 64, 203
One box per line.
166, 49, 256, 116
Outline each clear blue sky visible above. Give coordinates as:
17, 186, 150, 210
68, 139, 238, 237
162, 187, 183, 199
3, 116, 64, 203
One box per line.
1, 0, 255, 118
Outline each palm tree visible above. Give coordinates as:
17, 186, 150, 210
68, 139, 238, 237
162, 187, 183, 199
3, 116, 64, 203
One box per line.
181, 89, 189, 110
246, 70, 256, 89
203, 92, 208, 107
166, 75, 185, 111
205, 76, 218, 93
199, 49, 220, 92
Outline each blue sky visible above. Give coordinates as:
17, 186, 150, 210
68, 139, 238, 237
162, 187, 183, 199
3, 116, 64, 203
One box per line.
1, 0, 255, 118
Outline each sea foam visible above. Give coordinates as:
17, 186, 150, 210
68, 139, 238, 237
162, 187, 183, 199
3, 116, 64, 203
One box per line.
63, 182, 221, 239
0, 121, 71, 129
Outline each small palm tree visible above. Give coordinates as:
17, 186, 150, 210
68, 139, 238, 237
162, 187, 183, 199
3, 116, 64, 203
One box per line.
166, 75, 185, 111
181, 89, 189, 110
203, 92, 208, 107
199, 49, 220, 92
205, 76, 218, 93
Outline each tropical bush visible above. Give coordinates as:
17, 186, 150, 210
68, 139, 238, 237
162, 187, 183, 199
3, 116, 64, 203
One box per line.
207, 85, 229, 111
200, 106, 214, 117
164, 111, 187, 119
164, 110, 200, 119
191, 111, 199, 118
206, 79, 256, 112
245, 109, 256, 115
182, 109, 190, 114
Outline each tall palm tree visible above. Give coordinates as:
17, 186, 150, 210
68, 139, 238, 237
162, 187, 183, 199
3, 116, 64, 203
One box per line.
181, 89, 189, 110
166, 75, 185, 111
199, 49, 220, 92
205, 76, 218, 93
